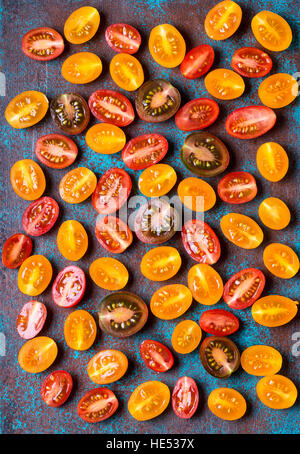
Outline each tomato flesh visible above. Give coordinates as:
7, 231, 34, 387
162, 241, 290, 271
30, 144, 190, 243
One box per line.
181, 219, 221, 264
52, 266, 86, 308
257, 375, 297, 409
16, 301, 47, 339
218, 171, 257, 204
35, 134, 78, 169
225, 106, 276, 139
22, 27, 64, 61
208, 388, 247, 420
87, 350, 128, 384
150, 284, 192, 319
181, 45, 214, 79
5, 91, 49, 129
105, 24, 141, 54
2, 233, 32, 269
140, 340, 174, 372
223, 268, 265, 310
95, 216, 133, 254
231, 47, 272, 78
122, 134, 168, 170
50, 93, 90, 135
172, 377, 199, 419
64, 309, 97, 351
175, 98, 219, 131
199, 309, 239, 335
89, 89, 134, 127
200, 336, 240, 378
92, 168, 132, 215
241, 345, 283, 376
41, 370, 73, 407
64, 6, 100, 45
22, 197, 59, 236
77, 388, 118, 423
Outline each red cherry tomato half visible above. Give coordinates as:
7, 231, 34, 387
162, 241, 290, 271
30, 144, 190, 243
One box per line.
231, 47, 272, 78
223, 268, 266, 310
140, 340, 174, 372
175, 98, 219, 131
181, 44, 215, 79
88, 89, 135, 127
199, 309, 239, 336
77, 388, 119, 423
22, 197, 59, 236
16, 301, 47, 339
218, 171, 257, 204
92, 168, 132, 215
225, 106, 276, 139
2, 233, 32, 269
41, 370, 73, 407
182, 219, 221, 265
95, 216, 133, 254
105, 23, 141, 54
22, 27, 64, 61
35, 134, 78, 169
172, 376, 199, 419
122, 134, 169, 170
52, 266, 86, 308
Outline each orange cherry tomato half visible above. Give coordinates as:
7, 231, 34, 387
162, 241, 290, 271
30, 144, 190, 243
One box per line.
171, 320, 202, 354
22, 27, 64, 61
64, 6, 100, 44
251, 11, 292, 52
77, 388, 118, 423
59, 167, 97, 204
85, 123, 126, 154
18, 255, 52, 296
2, 233, 32, 269
92, 168, 132, 215
220, 213, 264, 249
89, 257, 129, 290
16, 301, 47, 339
256, 142, 289, 182
172, 377, 199, 419
181, 45, 215, 79
10, 159, 46, 201
138, 164, 177, 197
128, 381, 170, 421
204, 0, 242, 40
61, 52, 102, 84
35, 134, 78, 169
18, 336, 58, 373
263, 243, 299, 279
205, 69, 245, 100
181, 219, 221, 264
218, 171, 257, 204
178, 177, 216, 212
175, 98, 219, 131
259, 197, 291, 230
150, 284, 192, 320
87, 349, 128, 384
256, 375, 297, 409
41, 370, 73, 407
105, 23, 141, 54
188, 263, 223, 305
95, 216, 133, 254
5, 91, 48, 129
109, 53, 144, 91
252, 295, 298, 327
140, 340, 174, 372
225, 106, 276, 139
64, 309, 96, 351
141, 246, 181, 282
241, 345, 282, 376
57, 220, 88, 261
148, 24, 186, 68
258, 73, 298, 109
208, 388, 247, 420
231, 47, 272, 78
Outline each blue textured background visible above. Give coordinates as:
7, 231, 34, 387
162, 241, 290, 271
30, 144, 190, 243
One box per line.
0, 0, 299, 434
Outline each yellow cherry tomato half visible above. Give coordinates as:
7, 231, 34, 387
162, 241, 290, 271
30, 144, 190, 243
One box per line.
171, 320, 202, 354
259, 197, 291, 230
62, 52, 102, 84
263, 243, 299, 279
64, 309, 97, 351
177, 177, 216, 212
10, 159, 46, 201
59, 167, 97, 204
109, 53, 144, 91
221, 213, 264, 249
89, 257, 129, 290
138, 164, 177, 197
251, 11, 292, 52
148, 24, 186, 68
241, 345, 283, 376
205, 68, 245, 100
208, 388, 247, 421
128, 381, 170, 421
85, 123, 126, 154
258, 73, 298, 109
150, 284, 193, 320
140, 246, 181, 281
18, 336, 58, 373
18, 255, 52, 296
256, 375, 297, 409
252, 295, 298, 327
187, 263, 223, 305
5, 90, 48, 129
64, 6, 100, 44
205, 1, 242, 41
57, 220, 88, 261
87, 349, 128, 384
256, 142, 289, 182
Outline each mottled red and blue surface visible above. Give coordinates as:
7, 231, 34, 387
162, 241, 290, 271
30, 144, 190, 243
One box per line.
0, 0, 299, 434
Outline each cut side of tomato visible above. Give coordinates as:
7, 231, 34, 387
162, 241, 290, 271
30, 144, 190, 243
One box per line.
10, 159, 46, 201
175, 98, 219, 131
182, 219, 221, 264
2, 233, 32, 269
205, 0, 242, 41
22, 27, 64, 61
59, 167, 97, 204
16, 301, 47, 339
149, 24, 186, 68
205, 68, 245, 100
251, 11, 292, 52
150, 284, 192, 319
92, 168, 132, 214
18, 336, 57, 373
87, 350, 128, 384
221, 213, 264, 249
200, 336, 240, 378
88, 89, 134, 126
122, 134, 168, 170
95, 216, 133, 254
225, 106, 276, 139
241, 345, 282, 376
77, 388, 118, 423
41, 370, 73, 407
252, 295, 298, 327
110, 53, 144, 91
128, 381, 170, 421
171, 320, 202, 354
140, 340, 174, 372
142, 247, 182, 282
231, 47, 272, 78
208, 388, 247, 420
64, 6, 100, 45
18, 255, 53, 296
50, 93, 90, 135
218, 171, 257, 204
172, 377, 199, 419
22, 197, 59, 236
223, 268, 265, 310
181, 45, 214, 79
105, 23, 141, 54
5, 91, 49, 129
35, 134, 78, 169
52, 266, 86, 308
64, 309, 96, 351
199, 309, 239, 335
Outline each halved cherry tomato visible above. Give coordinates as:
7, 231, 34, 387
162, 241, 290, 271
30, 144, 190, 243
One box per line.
2, 233, 32, 269
205, 0, 242, 40
16, 301, 47, 339
92, 168, 131, 214
64, 309, 96, 351
64, 6, 100, 44
18, 255, 52, 296
122, 134, 168, 170
223, 268, 265, 310
221, 213, 264, 249
252, 295, 298, 327
256, 142, 289, 182
205, 69, 245, 100
18, 336, 58, 373
10, 159, 46, 201
41, 370, 73, 407
85, 124, 126, 154
171, 320, 202, 354
22, 197, 59, 237
88, 89, 135, 127
263, 243, 299, 279
89, 257, 129, 290
59, 167, 97, 204
178, 177, 216, 212
181, 219, 221, 264
259, 197, 291, 230
78, 388, 118, 423
148, 24, 186, 68
52, 266, 86, 308
150, 284, 192, 320
128, 381, 170, 421
208, 388, 246, 420
110, 53, 144, 91
172, 377, 199, 419
231, 47, 272, 78
61, 52, 102, 84
175, 98, 219, 131
35, 134, 78, 169
200, 336, 240, 378
105, 24, 141, 54
5, 91, 48, 129
181, 45, 214, 79
225, 106, 276, 139
199, 309, 239, 336
241, 345, 282, 376
87, 350, 128, 385
57, 220, 88, 261
251, 11, 292, 52
256, 375, 297, 409
50, 93, 90, 135
95, 216, 133, 254
138, 164, 177, 197
22, 27, 64, 61
218, 171, 257, 204
258, 73, 298, 109
141, 246, 181, 282
140, 340, 174, 373
188, 263, 223, 305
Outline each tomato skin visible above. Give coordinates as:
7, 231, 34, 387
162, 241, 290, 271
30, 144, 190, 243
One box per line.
10, 159, 46, 201
88, 89, 134, 127
87, 350, 128, 384
225, 106, 276, 139
149, 24, 186, 68
256, 375, 297, 409
110, 53, 144, 91
256, 142, 289, 182
241, 345, 282, 376
105, 24, 141, 54
181, 45, 214, 79
172, 377, 199, 419
223, 268, 265, 310
231, 47, 272, 78
252, 295, 298, 327
77, 388, 118, 423
218, 171, 257, 204
22, 197, 59, 237
251, 11, 292, 52
175, 98, 219, 131
92, 168, 132, 215
16, 301, 47, 339
140, 340, 174, 372
18, 336, 58, 373
52, 266, 86, 308
199, 309, 239, 335
205, 0, 242, 41
35, 134, 78, 169
64, 6, 100, 45
2, 233, 32, 269
41, 370, 73, 407
122, 134, 168, 170
182, 219, 221, 265
22, 27, 64, 61
128, 381, 170, 421
5, 91, 49, 129
95, 216, 133, 254
208, 388, 247, 420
